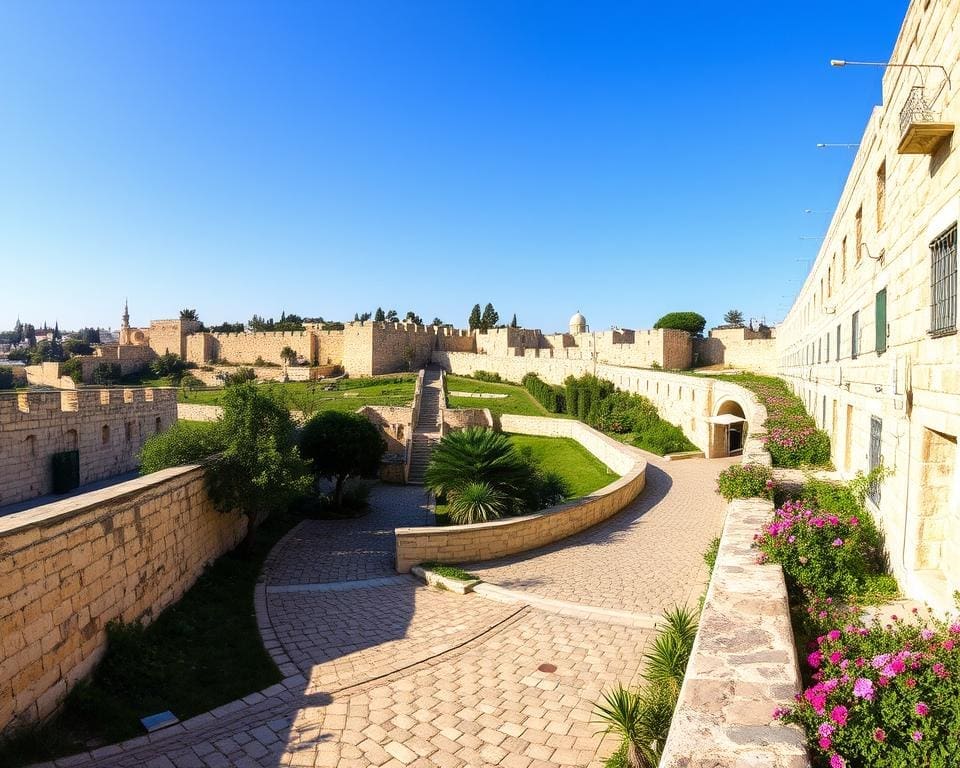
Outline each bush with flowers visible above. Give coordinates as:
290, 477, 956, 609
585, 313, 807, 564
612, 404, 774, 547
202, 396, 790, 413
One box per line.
755, 479, 893, 600
711, 373, 831, 468
777, 607, 960, 767
716, 463, 774, 501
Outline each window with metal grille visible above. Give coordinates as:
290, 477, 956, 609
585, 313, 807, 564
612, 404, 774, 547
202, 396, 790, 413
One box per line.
930, 223, 957, 336
851, 311, 860, 359
875, 288, 887, 354
869, 416, 882, 504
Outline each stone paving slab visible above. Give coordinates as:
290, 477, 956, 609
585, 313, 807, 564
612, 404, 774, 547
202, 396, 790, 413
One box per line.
464, 456, 738, 616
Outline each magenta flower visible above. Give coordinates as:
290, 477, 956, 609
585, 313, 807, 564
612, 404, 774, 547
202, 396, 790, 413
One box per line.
920, 628, 935, 641
831, 538, 843, 547
912, 731, 923, 742
827, 629, 841, 642
808, 651, 823, 669
829, 705, 848, 726
933, 662, 948, 678
916, 702, 929, 716
819, 736, 832, 750
818, 722, 834, 738
852, 677, 874, 700
873, 728, 886, 742
830, 754, 845, 768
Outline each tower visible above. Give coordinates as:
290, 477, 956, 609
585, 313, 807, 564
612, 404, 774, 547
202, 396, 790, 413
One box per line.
569, 311, 587, 335
120, 299, 131, 345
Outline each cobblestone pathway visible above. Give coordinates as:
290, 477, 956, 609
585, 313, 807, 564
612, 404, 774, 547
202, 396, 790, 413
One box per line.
41, 454, 732, 768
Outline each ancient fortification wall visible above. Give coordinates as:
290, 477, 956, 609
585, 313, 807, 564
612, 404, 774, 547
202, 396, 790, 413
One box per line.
694, 327, 777, 373
205, 330, 318, 366
0, 465, 245, 732
0, 389, 178, 506
370, 323, 437, 375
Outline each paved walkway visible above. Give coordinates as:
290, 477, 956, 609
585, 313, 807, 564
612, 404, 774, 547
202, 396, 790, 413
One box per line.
42, 452, 733, 768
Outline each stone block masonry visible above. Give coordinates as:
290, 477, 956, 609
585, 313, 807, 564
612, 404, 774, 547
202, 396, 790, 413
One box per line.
0, 464, 246, 733
0, 388, 178, 506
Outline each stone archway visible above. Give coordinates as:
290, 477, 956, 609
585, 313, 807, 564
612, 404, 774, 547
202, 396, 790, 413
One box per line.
708, 398, 748, 457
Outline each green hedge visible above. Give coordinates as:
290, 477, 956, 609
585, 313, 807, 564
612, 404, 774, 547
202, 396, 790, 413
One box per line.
521, 373, 566, 413
51, 450, 80, 494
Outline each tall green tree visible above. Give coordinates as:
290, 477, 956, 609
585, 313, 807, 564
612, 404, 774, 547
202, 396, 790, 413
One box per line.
385, 309, 399, 322
653, 312, 706, 335
723, 309, 745, 327
299, 411, 386, 508
403, 311, 423, 325
180, 308, 199, 321
205, 384, 311, 551
510, 313, 518, 328
480, 303, 499, 331
374, 307, 386, 322
468, 304, 482, 331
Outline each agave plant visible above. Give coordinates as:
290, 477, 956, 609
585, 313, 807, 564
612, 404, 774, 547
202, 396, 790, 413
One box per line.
424, 427, 533, 509
447, 481, 510, 525
594, 683, 674, 768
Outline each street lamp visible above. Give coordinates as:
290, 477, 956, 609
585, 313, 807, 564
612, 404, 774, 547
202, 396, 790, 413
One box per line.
830, 59, 950, 88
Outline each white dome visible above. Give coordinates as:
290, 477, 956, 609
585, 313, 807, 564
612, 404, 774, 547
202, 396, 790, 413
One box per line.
569, 311, 586, 326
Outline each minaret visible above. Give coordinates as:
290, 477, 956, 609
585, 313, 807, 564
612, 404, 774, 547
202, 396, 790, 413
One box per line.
120, 299, 131, 344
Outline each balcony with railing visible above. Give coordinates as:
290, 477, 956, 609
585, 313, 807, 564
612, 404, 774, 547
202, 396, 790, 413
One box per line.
898, 85, 953, 154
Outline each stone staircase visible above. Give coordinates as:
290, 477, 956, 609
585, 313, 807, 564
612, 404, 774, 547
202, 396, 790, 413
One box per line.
407, 367, 444, 485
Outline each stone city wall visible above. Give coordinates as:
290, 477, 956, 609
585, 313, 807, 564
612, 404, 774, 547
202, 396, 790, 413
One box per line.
24, 362, 75, 390
695, 327, 778, 373
0, 388, 178, 506
394, 416, 646, 571
204, 330, 319, 367
357, 405, 413, 453
370, 323, 438, 375
147, 319, 200, 360
0, 464, 246, 733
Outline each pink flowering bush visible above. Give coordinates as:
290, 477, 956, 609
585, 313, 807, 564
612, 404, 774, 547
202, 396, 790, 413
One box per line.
715, 463, 774, 501
778, 611, 960, 767
754, 481, 892, 599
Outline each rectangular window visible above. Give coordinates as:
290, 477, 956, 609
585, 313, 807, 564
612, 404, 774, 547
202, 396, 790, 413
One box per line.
818, 338, 822, 364
869, 416, 883, 504
836, 324, 841, 361
930, 223, 957, 336
826, 332, 830, 361
852, 311, 860, 359
876, 288, 887, 354
842, 236, 848, 281
876, 161, 886, 230
855, 206, 863, 262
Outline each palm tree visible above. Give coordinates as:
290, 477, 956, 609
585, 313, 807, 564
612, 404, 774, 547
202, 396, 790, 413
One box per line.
180, 308, 199, 321
643, 605, 698, 697
424, 427, 532, 513
594, 684, 674, 768
723, 309, 744, 326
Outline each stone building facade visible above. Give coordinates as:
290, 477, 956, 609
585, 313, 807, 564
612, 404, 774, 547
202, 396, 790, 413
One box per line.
0, 388, 178, 506
776, 0, 960, 609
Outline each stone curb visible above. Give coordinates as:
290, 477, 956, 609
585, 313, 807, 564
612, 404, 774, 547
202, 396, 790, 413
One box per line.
410, 564, 481, 594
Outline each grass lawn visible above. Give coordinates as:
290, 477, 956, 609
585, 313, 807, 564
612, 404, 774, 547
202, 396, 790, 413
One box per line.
178, 375, 416, 414
434, 433, 617, 525
0, 508, 303, 767
446, 375, 569, 419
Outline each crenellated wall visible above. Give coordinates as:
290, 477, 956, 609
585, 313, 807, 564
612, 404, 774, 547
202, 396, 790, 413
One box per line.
0, 389, 178, 506
0, 464, 246, 733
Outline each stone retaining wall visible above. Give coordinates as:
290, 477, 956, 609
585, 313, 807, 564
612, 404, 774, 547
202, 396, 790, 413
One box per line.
0, 465, 245, 733
394, 415, 645, 572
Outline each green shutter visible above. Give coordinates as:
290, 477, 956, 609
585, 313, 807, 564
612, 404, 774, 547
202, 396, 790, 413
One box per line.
875, 288, 887, 354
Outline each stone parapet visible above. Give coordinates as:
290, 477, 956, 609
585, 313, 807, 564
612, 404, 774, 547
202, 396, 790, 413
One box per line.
0, 464, 245, 733
394, 415, 645, 572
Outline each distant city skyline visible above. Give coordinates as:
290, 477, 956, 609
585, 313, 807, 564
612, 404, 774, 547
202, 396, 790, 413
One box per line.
0, 1, 905, 331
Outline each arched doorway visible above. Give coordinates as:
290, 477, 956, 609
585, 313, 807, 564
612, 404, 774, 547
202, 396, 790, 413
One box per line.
708, 399, 748, 457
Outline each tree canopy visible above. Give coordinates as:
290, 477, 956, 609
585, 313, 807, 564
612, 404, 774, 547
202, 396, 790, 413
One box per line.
653, 312, 706, 335
722, 309, 745, 327
299, 411, 386, 508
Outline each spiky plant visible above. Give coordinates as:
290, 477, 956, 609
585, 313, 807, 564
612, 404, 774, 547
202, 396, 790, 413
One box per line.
643, 606, 698, 697
447, 481, 510, 525
594, 684, 674, 768
424, 427, 532, 509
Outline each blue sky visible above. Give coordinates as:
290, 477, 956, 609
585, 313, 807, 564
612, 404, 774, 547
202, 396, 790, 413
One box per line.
0, 1, 906, 333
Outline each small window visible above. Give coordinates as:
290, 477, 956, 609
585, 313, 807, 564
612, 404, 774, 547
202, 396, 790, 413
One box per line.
125, 421, 133, 441
155, 417, 162, 434
102, 425, 110, 444
841, 236, 848, 281
826, 332, 830, 361
836, 324, 841, 361
818, 338, 822, 364
930, 223, 957, 336
852, 311, 860, 359
869, 416, 883, 504
876, 288, 888, 354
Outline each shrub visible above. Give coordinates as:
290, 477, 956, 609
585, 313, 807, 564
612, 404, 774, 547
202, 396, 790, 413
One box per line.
92, 362, 122, 386
299, 411, 386, 508
150, 352, 187, 382
222, 367, 256, 386
447, 481, 511, 524
653, 311, 706, 335
704, 536, 720, 574
0, 367, 13, 390
522, 373, 565, 413
60, 357, 83, 384
716, 463, 773, 500
778, 611, 960, 768
754, 483, 893, 600
472, 370, 502, 383
139, 421, 224, 474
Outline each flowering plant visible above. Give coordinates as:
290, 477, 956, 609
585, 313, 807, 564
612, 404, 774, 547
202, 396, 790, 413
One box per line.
754, 482, 891, 599
716, 463, 774, 501
778, 611, 960, 767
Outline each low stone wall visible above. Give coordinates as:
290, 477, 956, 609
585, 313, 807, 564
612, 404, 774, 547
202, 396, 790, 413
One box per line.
659, 498, 808, 767
0, 465, 245, 733
177, 402, 223, 422
660, 424, 808, 767
394, 415, 645, 572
